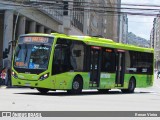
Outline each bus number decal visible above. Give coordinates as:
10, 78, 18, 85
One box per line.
101, 73, 111, 78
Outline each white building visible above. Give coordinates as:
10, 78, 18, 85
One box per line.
151, 15, 160, 69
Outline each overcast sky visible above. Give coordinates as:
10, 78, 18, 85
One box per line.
121, 0, 160, 40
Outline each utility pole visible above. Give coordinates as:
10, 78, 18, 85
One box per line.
7, 0, 24, 86
11, 0, 24, 60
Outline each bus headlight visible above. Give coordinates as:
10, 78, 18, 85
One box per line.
12, 71, 18, 79
39, 73, 49, 80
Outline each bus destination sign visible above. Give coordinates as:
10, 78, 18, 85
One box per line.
23, 37, 49, 43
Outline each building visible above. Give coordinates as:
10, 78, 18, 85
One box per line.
150, 19, 156, 49
151, 15, 160, 69
150, 28, 154, 48
68, 0, 85, 36
69, 0, 121, 42
119, 13, 128, 43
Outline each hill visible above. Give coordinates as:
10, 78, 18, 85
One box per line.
127, 32, 150, 48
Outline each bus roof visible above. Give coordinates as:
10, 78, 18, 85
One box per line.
20, 33, 154, 53
51, 33, 154, 53
20, 33, 54, 38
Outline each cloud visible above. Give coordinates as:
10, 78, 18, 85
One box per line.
128, 16, 154, 40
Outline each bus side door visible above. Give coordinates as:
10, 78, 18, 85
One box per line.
115, 50, 125, 87
89, 46, 102, 87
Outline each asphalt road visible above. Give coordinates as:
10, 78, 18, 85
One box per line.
0, 73, 160, 112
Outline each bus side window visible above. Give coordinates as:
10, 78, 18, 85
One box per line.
101, 48, 116, 73
52, 39, 73, 75
52, 46, 61, 74
52, 38, 85, 75
70, 41, 84, 71
52, 45, 71, 74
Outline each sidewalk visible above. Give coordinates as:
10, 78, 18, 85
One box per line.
0, 85, 7, 89
0, 85, 30, 89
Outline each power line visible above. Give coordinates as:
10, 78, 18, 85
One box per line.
4, 0, 160, 9
23, 1, 160, 16
24, 0, 160, 8
0, 1, 160, 16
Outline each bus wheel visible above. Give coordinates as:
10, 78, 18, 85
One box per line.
121, 78, 136, 93
67, 77, 83, 94
37, 88, 49, 94
98, 89, 109, 94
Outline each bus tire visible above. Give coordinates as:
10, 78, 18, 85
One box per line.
121, 78, 136, 93
67, 76, 83, 94
37, 88, 49, 94
98, 89, 109, 94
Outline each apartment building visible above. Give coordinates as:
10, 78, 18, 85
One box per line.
69, 0, 121, 42
151, 16, 160, 69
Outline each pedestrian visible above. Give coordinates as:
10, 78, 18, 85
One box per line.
0, 76, 4, 86
6, 68, 11, 87
0, 67, 7, 87
157, 70, 160, 79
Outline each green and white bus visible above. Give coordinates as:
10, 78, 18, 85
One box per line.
12, 33, 154, 94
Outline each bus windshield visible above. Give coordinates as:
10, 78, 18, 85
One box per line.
14, 44, 51, 70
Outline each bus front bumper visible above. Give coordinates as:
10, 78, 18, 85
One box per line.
11, 77, 54, 89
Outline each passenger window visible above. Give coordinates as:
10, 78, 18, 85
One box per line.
52, 44, 72, 75
101, 48, 116, 73
52, 38, 85, 75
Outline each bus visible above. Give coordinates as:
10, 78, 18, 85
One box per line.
11, 33, 154, 94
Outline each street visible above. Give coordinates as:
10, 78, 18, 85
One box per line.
0, 73, 160, 112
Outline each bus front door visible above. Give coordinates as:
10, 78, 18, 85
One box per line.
115, 51, 125, 87
90, 46, 101, 87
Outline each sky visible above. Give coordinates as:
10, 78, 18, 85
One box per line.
121, 0, 160, 40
